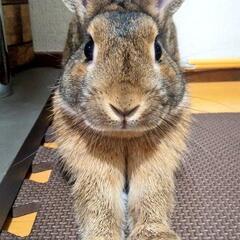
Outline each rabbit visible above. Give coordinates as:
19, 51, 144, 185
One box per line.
53, 0, 190, 239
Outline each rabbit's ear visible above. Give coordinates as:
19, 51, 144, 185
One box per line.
62, 0, 85, 23
62, 0, 79, 12
134, 0, 184, 19
62, 0, 111, 19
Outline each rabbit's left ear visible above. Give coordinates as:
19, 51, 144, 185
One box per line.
134, 0, 184, 19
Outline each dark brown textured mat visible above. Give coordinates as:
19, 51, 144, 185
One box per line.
1, 113, 240, 239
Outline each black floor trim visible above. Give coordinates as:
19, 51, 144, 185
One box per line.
0, 96, 52, 231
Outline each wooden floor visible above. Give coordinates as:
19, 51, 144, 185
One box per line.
189, 81, 240, 113
3, 81, 240, 237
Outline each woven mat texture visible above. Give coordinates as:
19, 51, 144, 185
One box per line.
1, 113, 240, 240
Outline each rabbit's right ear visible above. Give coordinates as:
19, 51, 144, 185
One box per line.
62, 0, 76, 12
62, 0, 86, 18
62, 0, 111, 21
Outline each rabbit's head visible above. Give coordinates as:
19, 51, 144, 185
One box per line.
57, 0, 188, 137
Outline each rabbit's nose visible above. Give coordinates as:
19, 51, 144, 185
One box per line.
110, 104, 140, 119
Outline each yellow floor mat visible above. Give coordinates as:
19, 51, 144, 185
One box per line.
27, 170, 52, 184
3, 213, 37, 238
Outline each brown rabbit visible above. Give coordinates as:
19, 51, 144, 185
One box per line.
53, 0, 190, 239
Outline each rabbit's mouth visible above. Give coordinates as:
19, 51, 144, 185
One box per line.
55, 87, 188, 138
81, 103, 165, 135
81, 107, 171, 138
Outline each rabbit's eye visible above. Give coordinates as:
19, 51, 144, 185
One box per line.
154, 39, 162, 62
84, 38, 94, 61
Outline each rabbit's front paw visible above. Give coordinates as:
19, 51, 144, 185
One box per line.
128, 224, 180, 240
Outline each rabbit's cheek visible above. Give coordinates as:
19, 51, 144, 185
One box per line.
169, 91, 189, 116
71, 64, 87, 78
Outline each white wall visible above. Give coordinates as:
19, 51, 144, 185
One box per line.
29, 0, 72, 52
29, 0, 240, 64
174, 0, 240, 65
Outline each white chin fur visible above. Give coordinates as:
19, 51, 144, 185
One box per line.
121, 191, 129, 239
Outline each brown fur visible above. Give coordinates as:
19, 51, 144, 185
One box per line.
54, 0, 189, 239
